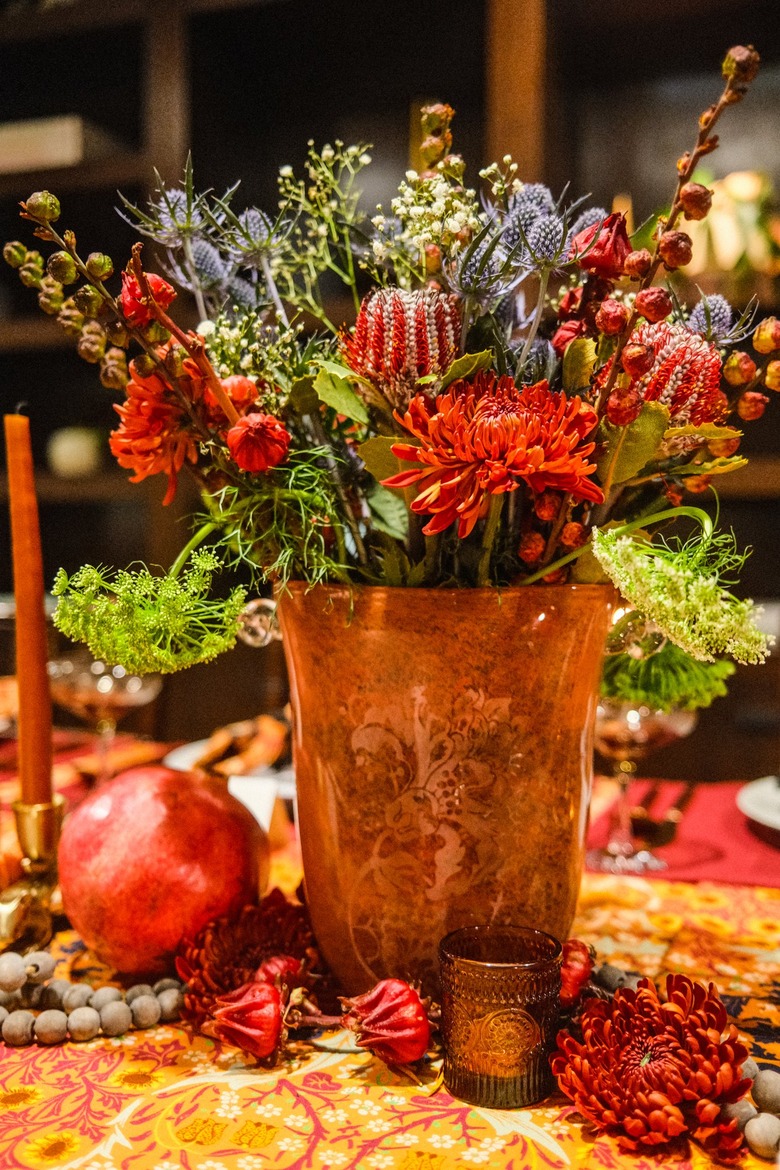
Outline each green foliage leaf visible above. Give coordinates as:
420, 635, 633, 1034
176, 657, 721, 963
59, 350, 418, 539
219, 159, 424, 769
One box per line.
672, 455, 749, 477
366, 483, 409, 539
313, 367, 369, 425
602, 641, 735, 712
287, 375, 318, 416
663, 422, 742, 445
357, 435, 420, 483
562, 338, 597, 394
597, 402, 670, 485
317, 358, 372, 388
439, 349, 493, 391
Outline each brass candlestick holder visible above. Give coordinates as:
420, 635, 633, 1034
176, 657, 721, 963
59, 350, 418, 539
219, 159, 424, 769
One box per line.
0, 793, 65, 952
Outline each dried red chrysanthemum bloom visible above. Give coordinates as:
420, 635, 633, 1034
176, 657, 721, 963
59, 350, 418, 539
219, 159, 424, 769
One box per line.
569, 212, 632, 279
551, 974, 751, 1162
598, 322, 723, 426
341, 286, 461, 409
119, 270, 176, 327
211, 980, 283, 1061
109, 360, 198, 505
384, 372, 603, 538
559, 939, 594, 1007
226, 412, 291, 473
342, 978, 431, 1065
176, 888, 320, 1028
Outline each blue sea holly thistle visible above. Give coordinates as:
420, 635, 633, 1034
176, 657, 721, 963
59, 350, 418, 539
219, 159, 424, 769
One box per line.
3, 45, 776, 675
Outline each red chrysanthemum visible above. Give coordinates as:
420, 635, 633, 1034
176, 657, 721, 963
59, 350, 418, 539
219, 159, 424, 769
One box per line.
383, 371, 603, 537
109, 360, 198, 505
341, 286, 461, 409
175, 888, 320, 1028
119, 270, 177, 327
551, 974, 751, 1163
226, 412, 291, 473
595, 321, 724, 426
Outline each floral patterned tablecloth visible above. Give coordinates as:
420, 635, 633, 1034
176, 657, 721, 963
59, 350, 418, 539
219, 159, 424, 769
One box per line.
0, 861, 778, 1170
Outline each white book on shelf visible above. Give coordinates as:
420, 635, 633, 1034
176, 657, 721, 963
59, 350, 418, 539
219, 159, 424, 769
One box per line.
0, 114, 123, 174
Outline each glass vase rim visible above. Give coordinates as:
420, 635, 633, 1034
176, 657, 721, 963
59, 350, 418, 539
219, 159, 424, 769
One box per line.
278, 581, 615, 599
439, 924, 563, 971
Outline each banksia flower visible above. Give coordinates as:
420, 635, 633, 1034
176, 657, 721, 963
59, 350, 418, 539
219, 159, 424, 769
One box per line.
341, 978, 431, 1065
552, 974, 751, 1162
598, 322, 723, 426
341, 287, 461, 410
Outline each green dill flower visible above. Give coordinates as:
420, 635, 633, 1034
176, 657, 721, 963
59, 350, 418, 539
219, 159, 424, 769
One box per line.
601, 641, 735, 712
51, 550, 247, 675
591, 528, 772, 665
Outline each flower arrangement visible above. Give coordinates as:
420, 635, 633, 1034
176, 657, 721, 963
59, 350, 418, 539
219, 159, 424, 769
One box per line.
4, 45, 777, 676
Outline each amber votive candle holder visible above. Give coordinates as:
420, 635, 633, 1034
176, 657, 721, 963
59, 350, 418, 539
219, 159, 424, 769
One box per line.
439, 924, 562, 1109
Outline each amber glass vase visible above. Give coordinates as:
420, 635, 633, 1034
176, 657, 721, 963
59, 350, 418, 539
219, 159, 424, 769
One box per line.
277, 583, 613, 995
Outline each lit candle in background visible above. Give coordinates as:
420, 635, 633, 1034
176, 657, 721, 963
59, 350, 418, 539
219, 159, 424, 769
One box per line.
3, 412, 53, 805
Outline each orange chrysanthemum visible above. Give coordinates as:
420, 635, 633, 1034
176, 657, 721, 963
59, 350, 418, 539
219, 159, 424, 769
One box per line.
109, 361, 199, 505
384, 372, 603, 537
595, 321, 724, 426
551, 974, 751, 1163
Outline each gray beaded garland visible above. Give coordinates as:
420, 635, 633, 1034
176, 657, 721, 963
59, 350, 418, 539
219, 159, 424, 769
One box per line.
720, 1098, 757, 1131
24, 951, 57, 984
0, 953, 27, 993
90, 986, 122, 1011
34, 1009, 69, 1045
67, 1006, 101, 1042
0, 1006, 8, 1026
99, 1000, 132, 1037
39, 980, 71, 1010
62, 983, 94, 1013
752, 1068, 780, 1115
0, 989, 21, 1009
741, 1057, 759, 1081
2, 1009, 35, 1046
156, 987, 183, 1022
744, 1113, 780, 1161
153, 978, 181, 995
125, 984, 154, 1004
130, 994, 161, 1029
20, 983, 44, 1009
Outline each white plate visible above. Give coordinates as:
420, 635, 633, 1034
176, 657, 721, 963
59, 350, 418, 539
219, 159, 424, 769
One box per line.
163, 740, 296, 801
736, 776, 780, 833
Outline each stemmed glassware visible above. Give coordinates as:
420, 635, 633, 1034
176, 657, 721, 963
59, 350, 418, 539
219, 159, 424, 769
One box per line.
48, 648, 162, 785
586, 699, 698, 874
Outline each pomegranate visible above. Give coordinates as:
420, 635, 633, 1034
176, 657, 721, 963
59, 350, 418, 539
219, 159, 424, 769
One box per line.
58, 766, 270, 976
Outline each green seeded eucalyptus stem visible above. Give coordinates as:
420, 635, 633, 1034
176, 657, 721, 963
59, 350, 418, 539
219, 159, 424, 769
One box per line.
518, 506, 714, 586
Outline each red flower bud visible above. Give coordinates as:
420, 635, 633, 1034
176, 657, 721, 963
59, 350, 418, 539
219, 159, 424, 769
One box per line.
623, 249, 652, 279
723, 351, 757, 387
665, 484, 684, 506
679, 182, 713, 221
722, 45, 760, 88
254, 954, 308, 991
765, 360, 780, 392
119, 270, 176, 327
212, 980, 283, 1060
519, 531, 547, 564
543, 567, 568, 584
753, 316, 780, 354
621, 343, 654, 378
569, 212, 631, 279
341, 978, 430, 1066
559, 939, 594, 1008
551, 318, 587, 356
658, 231, 693, 270
534, 490, 560, 522
607, 386, 642, 426
595, 298, 630, 336
709, 434, 741, 458
559, 521, 587, 550
737, 391, 769, 420
558, 286, 584, 320
634, 287, 673, 324
685, 474, 714, 494
226, 412, 291, 473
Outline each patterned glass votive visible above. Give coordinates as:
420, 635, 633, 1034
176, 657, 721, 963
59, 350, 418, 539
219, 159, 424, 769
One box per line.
439, 924, 562, 1108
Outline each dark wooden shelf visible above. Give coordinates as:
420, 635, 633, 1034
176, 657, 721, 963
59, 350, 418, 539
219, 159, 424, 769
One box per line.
0, 471, 137, 504
713, 456, 780, 501
0, 316, 71, 353
0, 152, 151, 200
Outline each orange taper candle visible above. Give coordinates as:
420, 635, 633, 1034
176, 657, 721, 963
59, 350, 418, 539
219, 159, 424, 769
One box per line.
4, 413, 53, 804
